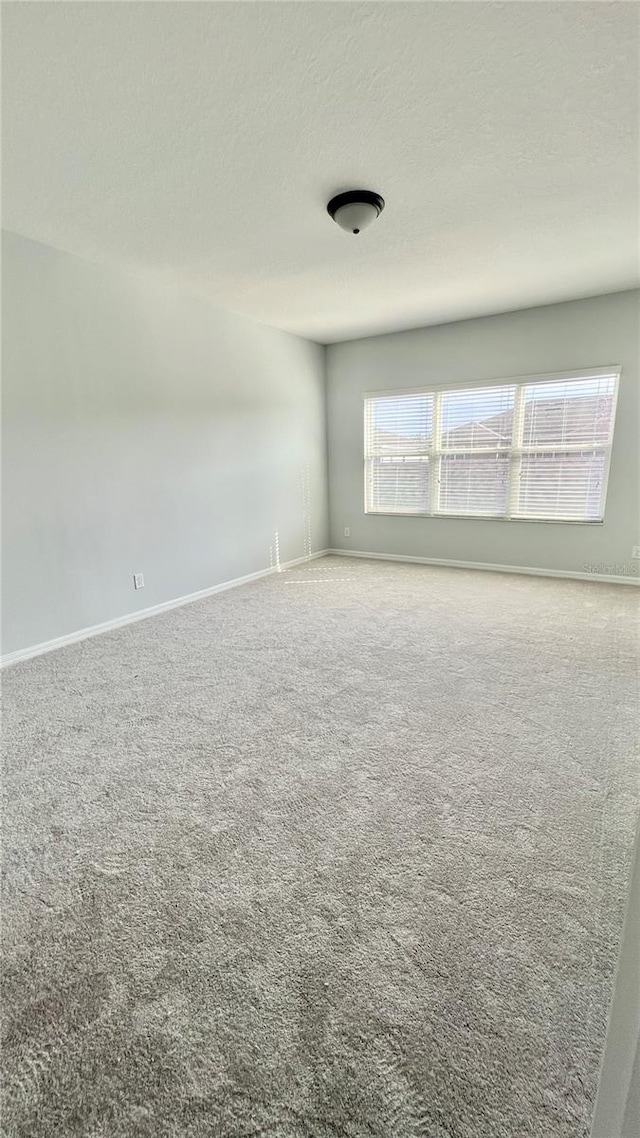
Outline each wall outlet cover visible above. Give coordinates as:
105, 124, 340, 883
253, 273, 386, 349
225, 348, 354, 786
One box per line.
632, 547, 640, 560
133, 573, 145, 589
344, 527, 350, 538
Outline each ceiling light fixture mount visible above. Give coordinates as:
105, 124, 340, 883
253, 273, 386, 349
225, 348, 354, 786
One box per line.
327, 190, 385, 235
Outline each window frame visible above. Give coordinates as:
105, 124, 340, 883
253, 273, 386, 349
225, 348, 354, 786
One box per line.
363, 367, 620, 524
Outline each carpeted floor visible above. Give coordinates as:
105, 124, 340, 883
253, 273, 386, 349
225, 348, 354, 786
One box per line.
2, 555, 639, 1138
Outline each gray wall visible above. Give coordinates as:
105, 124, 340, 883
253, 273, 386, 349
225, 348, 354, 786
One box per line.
2, 231, 328, 657
327, 291, 639, 577
591, 825, 640, 1138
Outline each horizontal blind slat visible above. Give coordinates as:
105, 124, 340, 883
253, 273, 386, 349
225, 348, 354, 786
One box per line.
514, 451, 607, 521
367, 457, 431, 513
438, 453, 510, 516
441, 385, 516, 450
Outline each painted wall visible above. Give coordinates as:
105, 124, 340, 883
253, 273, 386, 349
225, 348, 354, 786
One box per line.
326, 291, 639, 578
2, 231, 328, 657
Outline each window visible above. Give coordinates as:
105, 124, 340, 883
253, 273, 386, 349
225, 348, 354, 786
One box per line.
364, 370, 619, 522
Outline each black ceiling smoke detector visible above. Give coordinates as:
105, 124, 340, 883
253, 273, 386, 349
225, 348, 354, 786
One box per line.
327, 190, 385, 235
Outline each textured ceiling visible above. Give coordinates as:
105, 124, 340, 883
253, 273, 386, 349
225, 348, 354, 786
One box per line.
3, 1, 638, 343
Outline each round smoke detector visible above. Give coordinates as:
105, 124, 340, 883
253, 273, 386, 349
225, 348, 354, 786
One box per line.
327, 189, 385, 235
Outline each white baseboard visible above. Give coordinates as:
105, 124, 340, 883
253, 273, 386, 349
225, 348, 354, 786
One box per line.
5, 545, 635, 667
327, 547, 640, 586
1, 550, 330, 668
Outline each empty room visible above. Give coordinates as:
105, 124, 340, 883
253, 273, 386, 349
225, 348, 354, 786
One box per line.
2, 2, 639, 1137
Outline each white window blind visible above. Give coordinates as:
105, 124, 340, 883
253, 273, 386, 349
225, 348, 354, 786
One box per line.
364, 370, 619, 522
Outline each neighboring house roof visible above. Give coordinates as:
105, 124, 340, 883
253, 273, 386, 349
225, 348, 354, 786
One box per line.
374, 394, 613, 452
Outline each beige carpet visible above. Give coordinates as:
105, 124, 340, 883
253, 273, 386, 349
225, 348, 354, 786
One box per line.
2, 555, 639, 1138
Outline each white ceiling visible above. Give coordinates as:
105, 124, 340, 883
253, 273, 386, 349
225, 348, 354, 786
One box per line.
3, 1, 638, 343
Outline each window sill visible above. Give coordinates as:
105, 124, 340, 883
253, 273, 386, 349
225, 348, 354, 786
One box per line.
364, 511, 605, 525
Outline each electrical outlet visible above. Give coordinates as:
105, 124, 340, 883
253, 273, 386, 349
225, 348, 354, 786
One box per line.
133, 572, 145, 590
344, 527, 350, 538
632, 547, 640, 560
